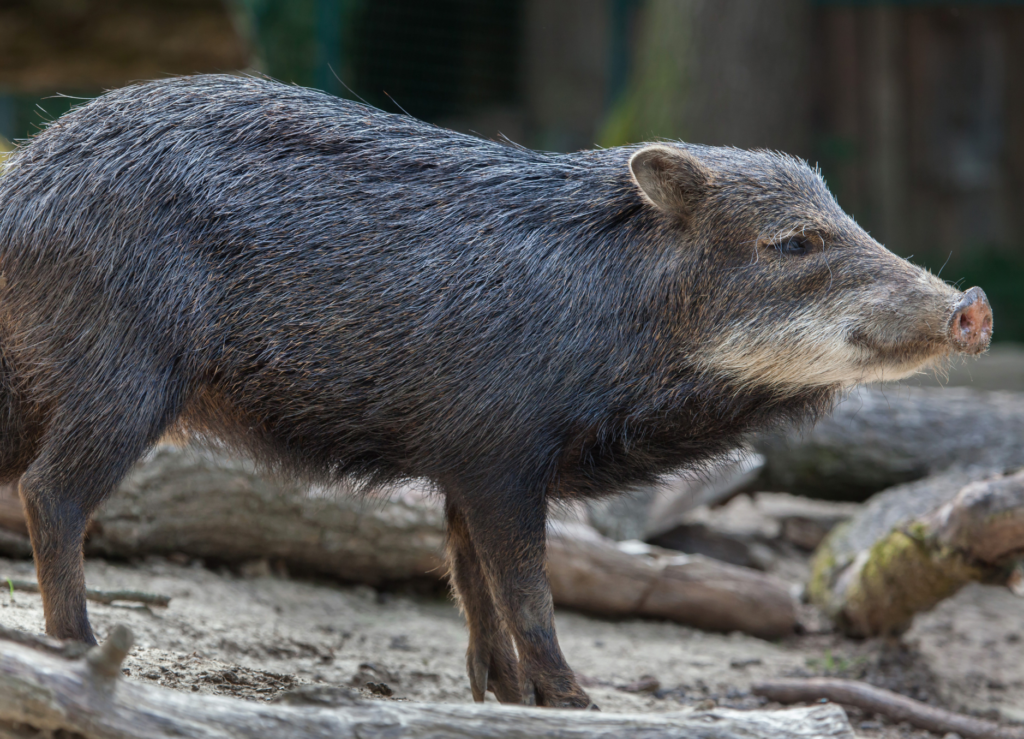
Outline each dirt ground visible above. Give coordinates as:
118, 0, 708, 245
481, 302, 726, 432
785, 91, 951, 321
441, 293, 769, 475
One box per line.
2, 548, 1021, 739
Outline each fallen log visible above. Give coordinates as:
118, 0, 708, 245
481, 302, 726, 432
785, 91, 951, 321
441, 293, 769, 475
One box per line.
753, 386, 1024, 500
753, 677, 1024, 739
588, 448, 765, 542
646, 493, 860, 570
0, 444, 798, 638
0, 527, 30, 558
546, 525, 796, 639
809, 468, 1024, 636
93, 445, 450, 584
0, 624, 855, 739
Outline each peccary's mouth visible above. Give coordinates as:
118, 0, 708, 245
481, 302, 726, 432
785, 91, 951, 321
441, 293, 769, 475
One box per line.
846, 331, 952, 383
694, 283, 992, 393
847, 284, 993, 380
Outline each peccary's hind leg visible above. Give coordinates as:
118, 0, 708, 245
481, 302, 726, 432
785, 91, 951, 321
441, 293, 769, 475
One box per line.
451, 484, 593, 709
20, 372, 185, 644
445, 500, 521, 703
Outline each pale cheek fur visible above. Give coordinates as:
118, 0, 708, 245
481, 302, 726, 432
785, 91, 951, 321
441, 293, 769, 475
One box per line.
694, 299, 943, 392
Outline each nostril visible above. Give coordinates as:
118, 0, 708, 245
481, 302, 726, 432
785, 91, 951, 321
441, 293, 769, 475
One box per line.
949, 286, 993, 352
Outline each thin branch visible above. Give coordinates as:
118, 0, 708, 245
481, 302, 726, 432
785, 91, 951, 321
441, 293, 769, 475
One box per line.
753, 677, 1024, 739
4, 578, 170, 607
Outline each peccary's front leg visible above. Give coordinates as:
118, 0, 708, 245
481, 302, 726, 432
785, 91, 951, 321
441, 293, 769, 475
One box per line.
20, 473, 95, 644
445, 501, 521, 703
449, 485, 593, 709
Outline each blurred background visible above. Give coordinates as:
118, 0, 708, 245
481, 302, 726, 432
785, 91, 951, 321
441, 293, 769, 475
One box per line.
1, 0, 1021, 341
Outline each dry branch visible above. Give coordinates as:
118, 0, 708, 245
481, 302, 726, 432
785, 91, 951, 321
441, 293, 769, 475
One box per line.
0, 445, 798, 638
3, 578, 170, 606
85, 623, 134, 678
0, 623, 91, 659
753, 677, 1024, 739
809, 469, 1024, 636
0, 624, 855, 739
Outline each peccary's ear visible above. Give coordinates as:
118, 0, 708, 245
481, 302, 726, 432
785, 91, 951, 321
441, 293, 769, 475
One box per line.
629, 145, 711, 221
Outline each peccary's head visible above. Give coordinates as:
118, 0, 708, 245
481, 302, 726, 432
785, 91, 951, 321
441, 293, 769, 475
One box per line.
629, 144, 992, 393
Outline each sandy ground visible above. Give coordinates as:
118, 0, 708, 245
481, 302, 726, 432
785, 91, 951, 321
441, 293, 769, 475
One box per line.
1, 551, 1021, 738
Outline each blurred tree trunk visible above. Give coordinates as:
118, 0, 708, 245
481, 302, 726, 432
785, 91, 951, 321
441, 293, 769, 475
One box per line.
600, 0, 811, 156
0, 1, 249, 93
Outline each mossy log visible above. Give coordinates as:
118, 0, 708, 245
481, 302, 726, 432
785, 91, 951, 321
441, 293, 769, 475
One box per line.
809, 468, 1024, 636
0, 444, 797, 638
754, 386, 1024, 500
0, 625, 857, 739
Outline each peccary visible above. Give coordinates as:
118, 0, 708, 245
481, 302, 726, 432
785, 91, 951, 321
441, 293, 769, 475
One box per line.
0, 75, 992, 708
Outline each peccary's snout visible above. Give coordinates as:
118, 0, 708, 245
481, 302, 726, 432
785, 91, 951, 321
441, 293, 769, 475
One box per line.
948, 286, 993, 355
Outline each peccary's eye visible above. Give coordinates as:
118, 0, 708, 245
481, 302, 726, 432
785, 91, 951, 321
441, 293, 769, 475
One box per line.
778, 237, 812, 256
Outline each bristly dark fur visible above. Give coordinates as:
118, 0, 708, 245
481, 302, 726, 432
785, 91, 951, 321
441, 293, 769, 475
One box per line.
0, 75, 855, 703
0, 75, 832, 499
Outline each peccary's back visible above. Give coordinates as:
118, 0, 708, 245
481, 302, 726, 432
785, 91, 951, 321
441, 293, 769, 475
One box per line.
0, 75, 701, 488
